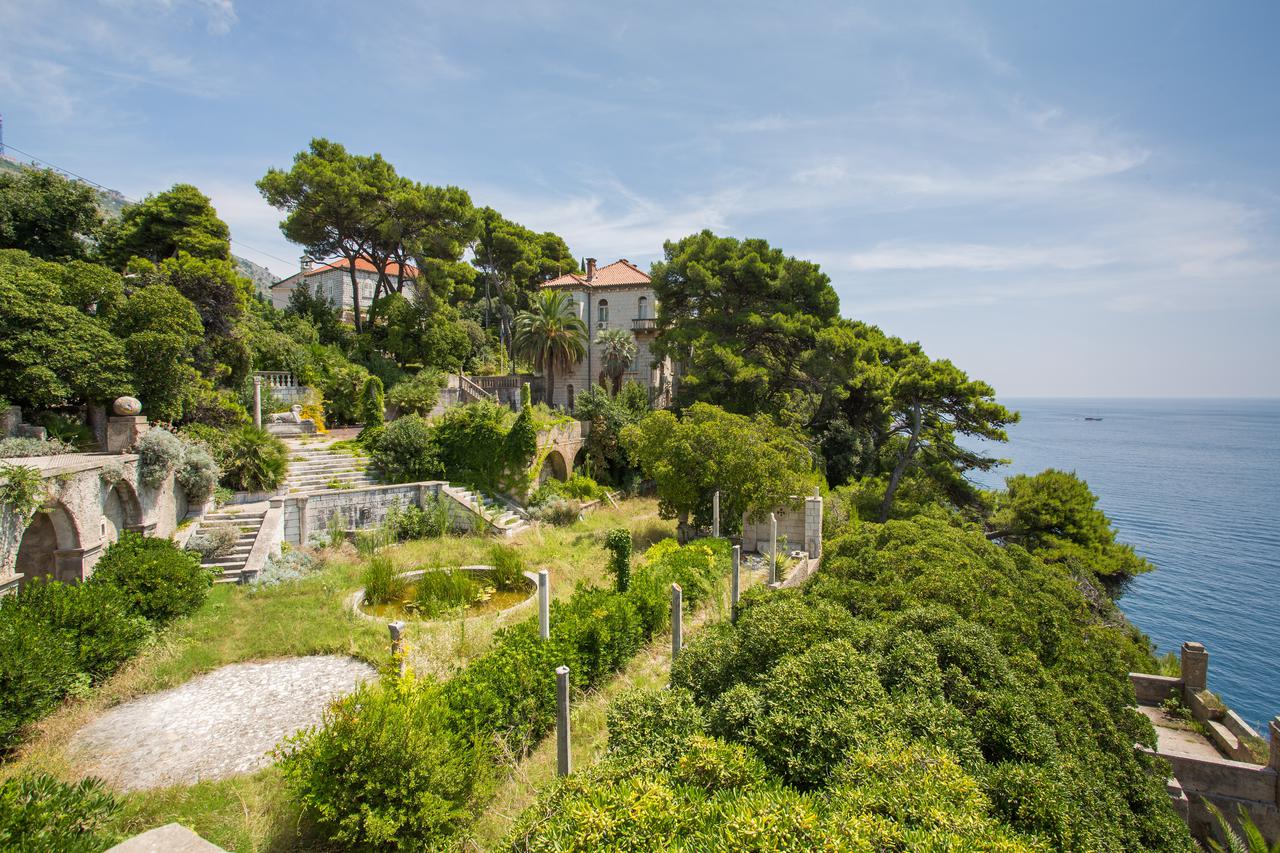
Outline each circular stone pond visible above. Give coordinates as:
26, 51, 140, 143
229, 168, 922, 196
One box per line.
350, 566, 538, 623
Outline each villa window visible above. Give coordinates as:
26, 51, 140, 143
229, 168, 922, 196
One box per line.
598, 299, 608, 325
638, 296, 648, 319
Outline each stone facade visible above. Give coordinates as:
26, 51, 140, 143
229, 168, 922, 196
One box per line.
540, 259, 672, 410
0, 452, 188, 595
269, 256, 416, 321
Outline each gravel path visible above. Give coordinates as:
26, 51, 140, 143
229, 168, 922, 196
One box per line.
69, 656, 375, 791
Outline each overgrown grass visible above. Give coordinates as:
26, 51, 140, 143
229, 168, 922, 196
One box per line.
0, 498, 675, 852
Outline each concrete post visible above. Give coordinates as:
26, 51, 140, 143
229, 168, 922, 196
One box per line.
671, 583, 683, 659
538, 570, 550, 640
769, 513, 778, 585
388, 621, 407, 676
730, 545, 741, 621
1269, 718, 1280, 772
253, 375, 263, 428
1181, 642, 1208, 693
712, 491, 720, 538
555, 665, 571, 776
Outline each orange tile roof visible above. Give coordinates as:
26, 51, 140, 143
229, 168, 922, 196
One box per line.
542, 259, 650, 289
274, 256, 418, 288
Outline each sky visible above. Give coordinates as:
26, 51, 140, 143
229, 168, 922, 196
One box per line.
1, 0, 1277, 397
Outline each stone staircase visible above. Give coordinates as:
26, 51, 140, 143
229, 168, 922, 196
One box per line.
193, 503, 269, 584
282, 439, 378, 494
443, 485, 529, 537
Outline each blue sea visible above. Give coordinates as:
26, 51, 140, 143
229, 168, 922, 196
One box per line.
970, 398, 1280, 731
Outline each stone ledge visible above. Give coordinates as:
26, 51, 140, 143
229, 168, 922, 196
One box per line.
107, 823, 225, 852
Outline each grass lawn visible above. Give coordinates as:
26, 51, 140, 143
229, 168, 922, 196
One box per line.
1, 498, 675, 853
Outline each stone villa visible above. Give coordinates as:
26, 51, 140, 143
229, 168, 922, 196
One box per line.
540, 258, 672, 409
269, 255, 418, 320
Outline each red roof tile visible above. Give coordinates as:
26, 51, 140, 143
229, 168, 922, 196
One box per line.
542, 259, 650, 289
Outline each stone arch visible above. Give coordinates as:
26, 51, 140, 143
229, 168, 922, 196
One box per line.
172, 481, 190, 527
102, 480, 141, 546
538, 450, 569, 484
16, 501, 81, 587
572, 446, 589, 475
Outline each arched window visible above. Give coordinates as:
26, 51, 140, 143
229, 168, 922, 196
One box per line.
597, 299, 608, 325
637, 296, 648, 319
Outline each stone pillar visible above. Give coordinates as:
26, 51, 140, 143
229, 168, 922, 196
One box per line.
555, 665, 571, 776
769, 513, 778, 584
1181, 642, 1208, 694
538, 570, 550, 640
388, 621, 407, 676
671, 583, 683, 659
1268, 718, 1280, 772
105, 416, 149, 453
730, 545, 741, 621
804, 494, 823, 558
253, 375, 263, 428
712, 491, 720, 538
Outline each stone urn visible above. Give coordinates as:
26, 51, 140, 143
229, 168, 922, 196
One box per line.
113, 396, 142, 416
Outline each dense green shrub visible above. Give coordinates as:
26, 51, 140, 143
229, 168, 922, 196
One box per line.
89, 532, 212, 624
276, 677, 493, 851
359, 375, 385, 428
175, 442, 219, 502
605, 527, 632, 592
386, 369, 445, 416
528, 497, 579, 526
34, 412, 95, 449
18, 579, 151, 682
0, 437, 75, 458
220, 426, 288, 492
361, 556, 407, 606
514, 518, 1192, 852
382, 496, 451, 541
0, 600, 83, 749
136, 427, 184, 487
370, 415, 443, 484
414, 570, 482, 618
0, 774, 122, 853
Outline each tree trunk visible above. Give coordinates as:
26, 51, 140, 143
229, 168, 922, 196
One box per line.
878, 401, 922, 523
545, 363, 555, 409
348, 258, 363, 333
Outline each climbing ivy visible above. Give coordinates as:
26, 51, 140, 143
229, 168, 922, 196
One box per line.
0, 464, 44, 521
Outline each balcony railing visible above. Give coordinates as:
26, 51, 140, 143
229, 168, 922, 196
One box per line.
631, 317, 657, 332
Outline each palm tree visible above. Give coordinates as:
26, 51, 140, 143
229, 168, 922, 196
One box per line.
596, 328, 637, 396
513, 290, 587, 408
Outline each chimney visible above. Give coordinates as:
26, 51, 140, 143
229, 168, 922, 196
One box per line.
300, 254, 314, 276
586, 257, 597, 282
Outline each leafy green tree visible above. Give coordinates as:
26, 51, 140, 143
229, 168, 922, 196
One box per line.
650, 231, 840, 418
513, 290, 586, 409
359, 376, 385, 428
369, 414, 443, 484
130, 252, 251, 339
877, 354, 1018, 521
471, 208, 577, 356
621, 402, 819, 538
989, 469, 1152, 579
371, 178, 477, 299
386, 369, 446, 417
0, 168, 103, 260
595, 328, 637, 396
258, 138, 398, 332
0, 253, 132, 409
101, 183, 231, 268
113, 284, 203, 345
370, 292, 472, 370
124, 332, 201, 423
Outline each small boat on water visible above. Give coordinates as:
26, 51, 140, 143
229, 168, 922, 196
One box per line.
1084, 416, 1103, 421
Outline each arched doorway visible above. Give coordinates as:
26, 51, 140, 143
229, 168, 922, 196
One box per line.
102, 481, 141, 546
15, 501, 81, 587
172, 482, 190, 527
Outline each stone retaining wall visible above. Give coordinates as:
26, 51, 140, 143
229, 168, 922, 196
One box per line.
279, 481, 488, 546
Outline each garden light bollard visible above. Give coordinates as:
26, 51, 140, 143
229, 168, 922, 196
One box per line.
712, 490, 720, 538
555, 665, 571, 777
388, 621, 407, 676
252, 375, 263, 428
538, 570, 550, 640
730, 545, 741, 621
769, 513, 778, 584
671, 582, 683, 659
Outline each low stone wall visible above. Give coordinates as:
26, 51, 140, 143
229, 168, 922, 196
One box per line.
280, 481, 487, 546
741, 495, 823, 558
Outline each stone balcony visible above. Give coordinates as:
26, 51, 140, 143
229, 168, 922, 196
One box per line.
631, 317, 657, 333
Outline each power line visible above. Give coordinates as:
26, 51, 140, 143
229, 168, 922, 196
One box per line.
2, 141, 298, 269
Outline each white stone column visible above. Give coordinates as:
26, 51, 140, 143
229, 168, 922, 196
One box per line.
730, 545, 741, 621
555, 665, 571, 776
769, 513, 778, 584
712, 491, 720, 538
253, 375, 263, 428
671, 583, 683, 659
538, 570, 550, 640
